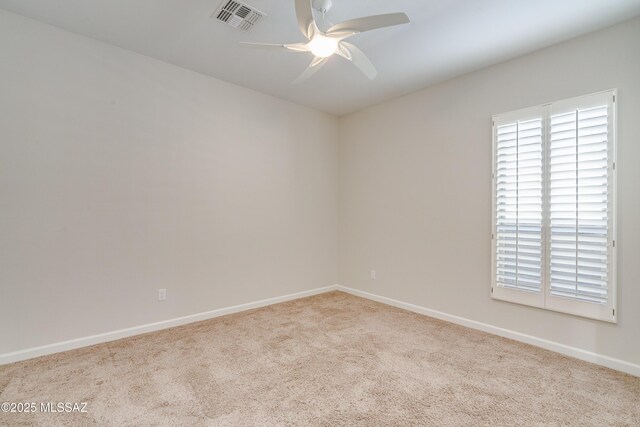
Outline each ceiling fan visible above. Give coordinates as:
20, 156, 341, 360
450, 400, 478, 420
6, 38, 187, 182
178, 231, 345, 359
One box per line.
240, 0, 410, 84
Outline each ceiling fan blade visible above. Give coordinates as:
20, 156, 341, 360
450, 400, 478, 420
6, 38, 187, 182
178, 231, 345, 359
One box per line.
309, 56, 325, 67
337, 41, 377, 80
240, 42, 309, 52
327, 13, 410, 38
293, 57, 329, 85
295, 0, 318, 40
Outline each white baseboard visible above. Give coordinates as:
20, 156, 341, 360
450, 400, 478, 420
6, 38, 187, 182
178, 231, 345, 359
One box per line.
0, 285, 339, 366
4, 284, 638, 377
336, 285, 640, 378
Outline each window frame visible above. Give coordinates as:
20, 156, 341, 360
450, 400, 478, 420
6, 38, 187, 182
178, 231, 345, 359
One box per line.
491, 89, 617, 323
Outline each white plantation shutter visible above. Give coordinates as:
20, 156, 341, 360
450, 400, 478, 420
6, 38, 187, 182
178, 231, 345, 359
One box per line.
495, 118, 543, 293
492, 90, 616, 322
549, 106, 608, 303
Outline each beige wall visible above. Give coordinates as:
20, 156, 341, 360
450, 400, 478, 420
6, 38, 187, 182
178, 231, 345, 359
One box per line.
0, 10, 338, 354
339, 17, 640, 365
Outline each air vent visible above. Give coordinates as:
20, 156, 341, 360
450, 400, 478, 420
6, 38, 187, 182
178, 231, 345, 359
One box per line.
213, 0, 266, 31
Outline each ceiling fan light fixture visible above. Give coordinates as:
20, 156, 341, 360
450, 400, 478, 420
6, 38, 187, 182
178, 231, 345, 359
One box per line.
241, 0, 410, 82
308, 35, 338, 58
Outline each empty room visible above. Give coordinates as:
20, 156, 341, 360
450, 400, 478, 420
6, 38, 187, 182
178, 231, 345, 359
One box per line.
1, 0, 639, 425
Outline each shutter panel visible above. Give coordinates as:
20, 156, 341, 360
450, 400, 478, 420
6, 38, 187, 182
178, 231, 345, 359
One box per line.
549, 105, 609, 304
493, 90, 616, 322
495, 118, 543, 292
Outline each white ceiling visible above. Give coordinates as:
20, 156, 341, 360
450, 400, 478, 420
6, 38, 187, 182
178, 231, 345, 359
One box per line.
1, 0, 640, 116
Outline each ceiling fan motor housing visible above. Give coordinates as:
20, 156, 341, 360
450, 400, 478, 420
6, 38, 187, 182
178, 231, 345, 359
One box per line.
312, 0, 332, 14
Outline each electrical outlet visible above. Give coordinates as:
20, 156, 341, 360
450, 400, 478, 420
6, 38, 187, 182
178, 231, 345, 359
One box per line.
370, 270, 376, 280
158, 288, 167, 301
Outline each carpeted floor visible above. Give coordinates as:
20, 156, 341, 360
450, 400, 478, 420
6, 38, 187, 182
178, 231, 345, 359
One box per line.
1, 291, 638, 426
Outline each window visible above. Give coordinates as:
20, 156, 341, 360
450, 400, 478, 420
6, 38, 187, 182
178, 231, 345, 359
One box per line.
491, 90, 616, 322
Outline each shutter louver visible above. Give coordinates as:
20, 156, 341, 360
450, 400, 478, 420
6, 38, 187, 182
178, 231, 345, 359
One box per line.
549, 105, 609, 304
495, 118, 543, 292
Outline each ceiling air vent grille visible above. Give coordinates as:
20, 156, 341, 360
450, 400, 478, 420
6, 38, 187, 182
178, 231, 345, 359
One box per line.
213, 0, 266, 31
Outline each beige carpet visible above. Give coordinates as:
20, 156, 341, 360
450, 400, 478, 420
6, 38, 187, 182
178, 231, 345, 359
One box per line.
1, 291, 638, 426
